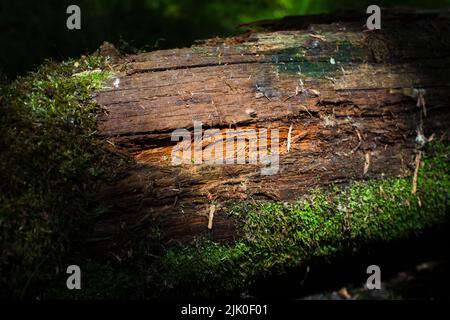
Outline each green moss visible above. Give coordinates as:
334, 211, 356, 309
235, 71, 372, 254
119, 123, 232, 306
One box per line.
55, 143, 447, 299
50, 145, 448, 300
270, 40, 364, 77
0, 55, 121, 298
158, 144, 449, 297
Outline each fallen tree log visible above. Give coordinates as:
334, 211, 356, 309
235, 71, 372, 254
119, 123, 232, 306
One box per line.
91, 10, 450, 252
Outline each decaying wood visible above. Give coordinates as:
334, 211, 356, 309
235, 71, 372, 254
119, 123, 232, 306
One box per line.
90, 10, 450, 255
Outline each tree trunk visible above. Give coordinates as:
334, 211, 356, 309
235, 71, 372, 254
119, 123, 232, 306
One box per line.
91, 10, 450, 249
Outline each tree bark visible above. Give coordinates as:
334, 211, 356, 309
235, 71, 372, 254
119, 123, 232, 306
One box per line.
91, 10, 450, 249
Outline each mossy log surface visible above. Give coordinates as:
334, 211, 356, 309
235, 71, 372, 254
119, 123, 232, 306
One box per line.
92, 11, 450, 251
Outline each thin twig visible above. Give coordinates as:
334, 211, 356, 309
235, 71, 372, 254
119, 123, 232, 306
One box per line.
350, 129, 362, 155
309, 34, 327, 42
412, 151, 422, 195
340, 128, 362, 157
301, 105, 313, 118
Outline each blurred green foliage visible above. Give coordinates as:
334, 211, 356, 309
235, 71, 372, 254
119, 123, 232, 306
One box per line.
1, 0, 450, 78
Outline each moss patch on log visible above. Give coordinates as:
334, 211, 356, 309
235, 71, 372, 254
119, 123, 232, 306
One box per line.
271, 40, 364, 77
57, 143, 449, 299
0, 55, 123, 298
156, 143, 449, 298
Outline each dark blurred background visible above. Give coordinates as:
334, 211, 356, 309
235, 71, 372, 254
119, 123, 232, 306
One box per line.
1, 0, 450, 79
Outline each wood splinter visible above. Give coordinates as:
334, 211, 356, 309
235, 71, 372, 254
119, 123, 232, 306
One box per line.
287, 123, 293, 152
363, 152, 371, 175
207, 204, 216, 230
412, 151, 422, 195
